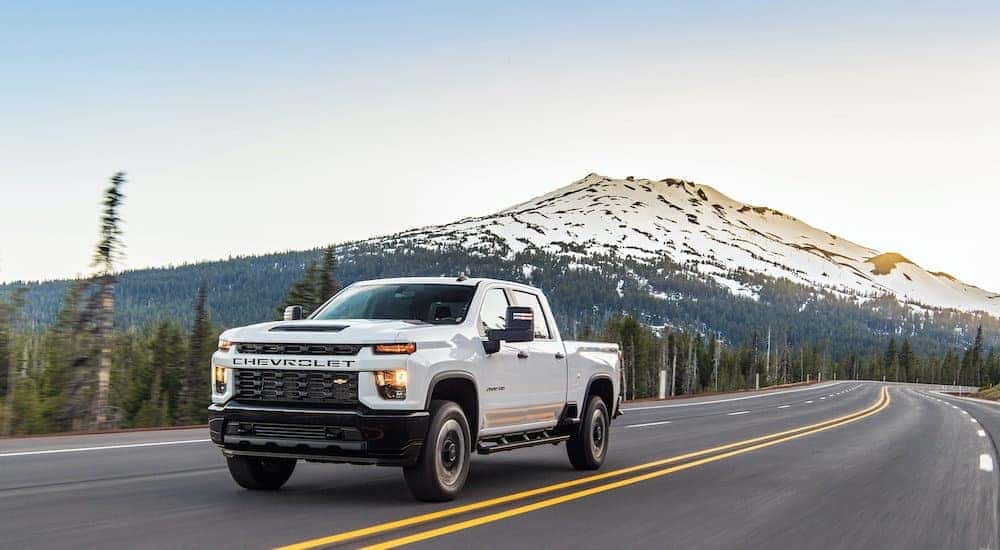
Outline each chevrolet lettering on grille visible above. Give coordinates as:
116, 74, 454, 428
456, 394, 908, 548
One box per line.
232, 357, 356, 368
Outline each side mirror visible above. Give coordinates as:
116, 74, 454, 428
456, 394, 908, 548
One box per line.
483, 339, 501, 355
283, 305, 304, 321
484, 306, 535, 354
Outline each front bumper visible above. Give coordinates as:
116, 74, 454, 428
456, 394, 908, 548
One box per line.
208, 402, 430, 466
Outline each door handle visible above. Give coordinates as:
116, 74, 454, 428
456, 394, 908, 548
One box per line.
555, 352, 566, 360
517, 351, 529, 359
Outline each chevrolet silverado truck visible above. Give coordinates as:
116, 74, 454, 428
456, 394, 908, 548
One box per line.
209, 276, 622, 501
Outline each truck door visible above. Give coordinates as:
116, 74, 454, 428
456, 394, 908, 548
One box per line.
477, 286, 565, 435
506, 289, 566, 427
476, 287, 525, 435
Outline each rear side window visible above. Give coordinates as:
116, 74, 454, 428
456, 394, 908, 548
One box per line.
510, 290, 550, 339
478, 288, 509, 337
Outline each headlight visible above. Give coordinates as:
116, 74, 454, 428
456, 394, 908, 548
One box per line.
374, 369, 407, 400
218, 338, 234, 352
213, 364, 229, 394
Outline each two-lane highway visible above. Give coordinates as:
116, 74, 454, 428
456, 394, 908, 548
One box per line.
1, 381, 995, 549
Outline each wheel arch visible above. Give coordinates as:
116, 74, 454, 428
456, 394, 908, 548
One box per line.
585, 375, 615, 417
425, 371, 480, 438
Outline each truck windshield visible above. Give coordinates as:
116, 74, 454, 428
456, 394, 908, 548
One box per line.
311, 284, 475, 324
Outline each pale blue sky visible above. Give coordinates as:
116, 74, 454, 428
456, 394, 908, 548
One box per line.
2, 2, 998, 290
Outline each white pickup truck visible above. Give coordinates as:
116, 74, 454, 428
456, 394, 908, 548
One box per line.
209, 276, 622, 501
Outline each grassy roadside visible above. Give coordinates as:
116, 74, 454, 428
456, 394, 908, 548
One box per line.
972, 384, 1000, 401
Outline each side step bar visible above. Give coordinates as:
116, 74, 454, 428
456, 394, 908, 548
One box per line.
477, 430, 570, 455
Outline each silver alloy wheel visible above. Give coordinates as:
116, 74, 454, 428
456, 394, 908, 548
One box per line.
435, 418, 466, 488
589, 407, 607, 459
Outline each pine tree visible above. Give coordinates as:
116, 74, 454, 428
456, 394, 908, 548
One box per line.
899, 339, 914, 383
959, 348, 972, 386
0, 320, 8, 400
179, 286, 212, 424
54, 280, 100, 431
669, 332, 677, 397
316, 246, 341, 305
986, 347, 999, 386
0, 287, 25, 398
120, 331, 155, 425
91, 172, 126, 427
279, 247, 342, 318
134, 369, 164, 427
884, 339, 898, 382
684, 338, 697, 394
280, 261, 319, 316
149, 320, 186, 425
972, 326, 984, 387
711, 334, 721, 391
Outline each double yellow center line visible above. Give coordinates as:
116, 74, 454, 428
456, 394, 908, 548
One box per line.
278, 386, 890, 550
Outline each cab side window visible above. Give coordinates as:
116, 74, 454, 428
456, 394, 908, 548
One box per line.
478, 288, 509, 337
510, 290, 551, 339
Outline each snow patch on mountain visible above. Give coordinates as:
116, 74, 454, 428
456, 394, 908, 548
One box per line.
354, 173, 999, 317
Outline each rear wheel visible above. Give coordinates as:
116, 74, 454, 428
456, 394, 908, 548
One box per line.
226, 455, 296, 490
404, 400, 471, 501
566, 395, 610, 470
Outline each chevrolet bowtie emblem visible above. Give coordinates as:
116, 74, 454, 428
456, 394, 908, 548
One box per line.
333, 378, 348, 385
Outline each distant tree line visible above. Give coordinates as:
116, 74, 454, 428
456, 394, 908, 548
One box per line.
600, 316, 998, 401
7, 243, 996, 361
1, 174, 998, 434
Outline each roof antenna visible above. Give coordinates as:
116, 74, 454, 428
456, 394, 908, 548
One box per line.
456, 271, 468, 282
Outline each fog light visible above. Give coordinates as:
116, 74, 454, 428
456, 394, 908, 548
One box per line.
213, 364, 229, 394
374, 369, 407, 400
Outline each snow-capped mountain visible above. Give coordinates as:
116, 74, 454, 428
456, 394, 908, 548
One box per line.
357, 173, 999, 317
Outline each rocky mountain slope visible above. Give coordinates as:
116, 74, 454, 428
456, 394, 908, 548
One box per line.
355, 173, 999, 317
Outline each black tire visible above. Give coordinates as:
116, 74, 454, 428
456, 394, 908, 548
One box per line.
226, 455, 296, 490
566, 395, 610, 470
403, 400, 471, 502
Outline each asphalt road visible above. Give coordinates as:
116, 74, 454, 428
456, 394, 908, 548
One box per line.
1, 381, 996, 550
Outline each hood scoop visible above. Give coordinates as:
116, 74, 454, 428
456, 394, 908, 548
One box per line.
269, 324, 349, 332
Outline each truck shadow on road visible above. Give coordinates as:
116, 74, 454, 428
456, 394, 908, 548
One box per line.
264, 455, 579, 507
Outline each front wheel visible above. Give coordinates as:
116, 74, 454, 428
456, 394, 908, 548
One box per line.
566, 395, 610, 470
403, 400, 471, 501
226, 455, 296, 490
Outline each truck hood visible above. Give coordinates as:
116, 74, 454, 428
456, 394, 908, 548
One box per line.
221, 319, 442, 344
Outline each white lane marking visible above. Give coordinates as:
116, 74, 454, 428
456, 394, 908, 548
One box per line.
624, 382, 845, 411
624, 420, 672, 429
978, 430, 987, 438
952, 405, 959, 409
972, 418, 979, 423
980, 454, 994, 472
727, 411, 751, 416
805, 400, 814, 404
0, 439, 209, 458
962, 410, 969, 415
819, 397, 826, 400
777, 405, 791, 409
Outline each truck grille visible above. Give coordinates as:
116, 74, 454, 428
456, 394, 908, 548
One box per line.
234, 369, 358, 405
235, 343, 362, 355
